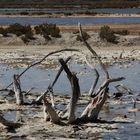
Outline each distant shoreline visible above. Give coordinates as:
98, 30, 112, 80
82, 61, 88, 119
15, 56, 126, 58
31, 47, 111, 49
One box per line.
0, 13, 140, 18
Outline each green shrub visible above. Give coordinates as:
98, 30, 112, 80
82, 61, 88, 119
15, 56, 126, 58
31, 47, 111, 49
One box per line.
0, 24, 35, 44
6, 23, 33, 37
34, 24, 61, 38
20, 12, 29, 15
0, 27, 8, 37
99, 25, 117, 44
21, 35, 29, 44
43, 33, 52, 41
64, 12, 72, 16
76, 31, 90, 41
21, 32, 35, 44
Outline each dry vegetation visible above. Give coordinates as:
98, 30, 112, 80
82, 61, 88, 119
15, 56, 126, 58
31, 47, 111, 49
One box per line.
0, 0, 139, 8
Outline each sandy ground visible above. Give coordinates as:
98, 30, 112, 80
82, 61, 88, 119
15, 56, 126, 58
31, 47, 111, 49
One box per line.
58, 24, 140, 34
0, 30, 139, 68
0, 44, 139, 69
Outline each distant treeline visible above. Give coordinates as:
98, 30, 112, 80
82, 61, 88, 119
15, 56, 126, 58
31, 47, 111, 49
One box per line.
0, 0, 139, 8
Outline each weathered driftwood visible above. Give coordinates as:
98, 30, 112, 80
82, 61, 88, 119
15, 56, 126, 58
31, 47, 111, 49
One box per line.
35, 57, 71, 105
115, 84, 133, 95
59, 58, 80, 124
24, 87, 35, 96
78, 23, 125, 122
13, 74, 24, 105
43, 95, 60, 124
79, 77, 124, 122
88, 69, 99, 97
6, 49, 79, 89
0, 115, 21, 128
132, 97, 137, 108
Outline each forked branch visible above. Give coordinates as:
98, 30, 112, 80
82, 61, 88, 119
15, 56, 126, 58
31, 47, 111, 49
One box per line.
59, 58, 80, 124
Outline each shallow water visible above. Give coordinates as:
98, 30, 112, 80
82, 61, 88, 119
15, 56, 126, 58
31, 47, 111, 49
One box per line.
0, 16, 140, 25
1, 61, 140, 139
0, 61, 140, 95
0, 8, 140, 14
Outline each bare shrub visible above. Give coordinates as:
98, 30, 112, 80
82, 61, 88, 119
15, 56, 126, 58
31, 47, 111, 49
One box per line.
34, 24, 61, 39
99, 25, 118, 44
76, 31, 90, 41
6, 23, 33, 37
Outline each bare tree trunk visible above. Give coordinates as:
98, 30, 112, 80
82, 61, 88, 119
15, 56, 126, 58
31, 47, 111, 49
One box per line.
59, 59, 80, 124
13, 74, 23, 105
78, 23, 125, 122
79, 77, 124, 122
80, 87, 108, 122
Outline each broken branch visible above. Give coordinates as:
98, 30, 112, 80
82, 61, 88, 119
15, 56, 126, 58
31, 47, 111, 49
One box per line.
13, 74, 24, 105
78, 23, 109, 79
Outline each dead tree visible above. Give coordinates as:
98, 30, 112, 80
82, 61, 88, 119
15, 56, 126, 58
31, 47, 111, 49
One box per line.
13, 74, 24, 105
43, 58, 80, 124
78, 23, 125, 122
42, 24, 125, 124
79, 77, 124, 122
59, 59, 81, 124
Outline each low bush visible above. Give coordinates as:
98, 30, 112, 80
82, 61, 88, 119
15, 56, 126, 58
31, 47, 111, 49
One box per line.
21, 33, 35, 44
76, 31, 90, 41
34, 24, 61, 39
0, 27, 8, 37
43, 33, 52, 41
6, 23, 33, 36
99, 25, 117, 44
0, 23, 34, 44
20, 12, 29, 15
0, 23, 34, 38
64, 12, 72, 16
